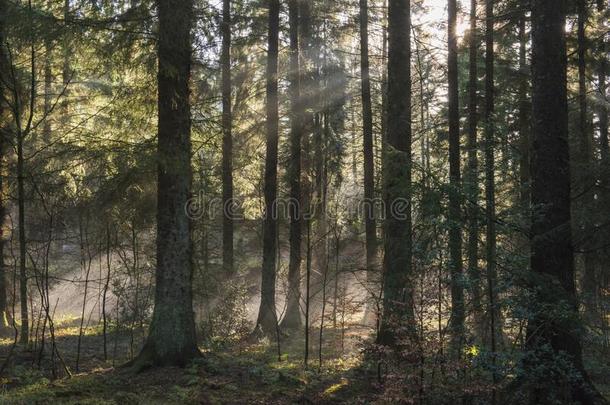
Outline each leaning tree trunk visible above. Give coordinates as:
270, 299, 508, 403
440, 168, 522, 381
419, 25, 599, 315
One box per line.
255, 0, 281, 337
447, 0, 464, 357
526, 0, 604, 402
129, 0, 199, 368
281, 0, 303, 331
378, 0, 415, 347
221, 0, 234, 275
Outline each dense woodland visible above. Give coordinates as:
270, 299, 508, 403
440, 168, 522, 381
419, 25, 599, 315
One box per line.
0, 0, 609, 403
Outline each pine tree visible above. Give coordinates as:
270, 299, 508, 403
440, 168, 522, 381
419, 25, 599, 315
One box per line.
281, 0, 304, 331
447, 0, 464, 356
378, 0, 414, 346
221, 0, 234, 275
129, 0, 199, 368
526, 0, 603, 401
255, 0, 281, 336
0, 0, 8, 332
359, 0, 377, 303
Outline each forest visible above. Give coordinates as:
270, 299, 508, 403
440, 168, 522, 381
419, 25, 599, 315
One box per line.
0, 0, 608, 403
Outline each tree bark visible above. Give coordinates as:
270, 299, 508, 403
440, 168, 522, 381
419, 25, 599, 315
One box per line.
598, 0, 609, 172
129, 0, 199, 368
61, 0, 70, 121
378, 0, 415, 346
0, 144, 6, 331
526, 1, 603, 402
102, 223, 111, 361
43, 36, 52, 144
0, 0, 8, 331
221, 0, 234, 275
380, 0, 388, 181
304, 218, 312, 366
595, 3, 609, 324
518, 15, 530, 217
466, 0, 482, 341
484, 0, 500, 354
577, 0, 590, 172
281, 0, 303, 331
17, 116, 28, 345
577, 0, 598, 322
597, 0, 610, 177
255, 0, 281, 336
448, 0, 464, 356
360, 0, 377, 292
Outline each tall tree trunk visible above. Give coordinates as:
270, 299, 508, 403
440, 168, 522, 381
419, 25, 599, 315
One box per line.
596, 0, 609, 342
0, 139, 6, 331
312, 29, 328, 295
577, 0, 590, 171
518, 15, 530, 219
0, 0, 8, 331
61, 0, 70, 118
380, 0, 388, 183
43, 36, 52, 143
313, 107, 328, 292
448, 0, 464, 356
595, 1, 609, 325
578, 0, 597, 322
483, 3, 500, 400
526, 1, 603, 402
577, 0, 590, 173
102, 223, 111, 361
304, 218, 312, 366
17, 123, 27, 345
378, 0, 415, 346
484, 0, 499, 354
313, 19, 329, 291
517, 16, 532, 357
281, 0, 303, 331
360, 0, 377, 294
466, 0, 482, 340
255, 0, 281, 336
130, 0, 199, 368
221, 0, 233, 275
598, 0, 609, 171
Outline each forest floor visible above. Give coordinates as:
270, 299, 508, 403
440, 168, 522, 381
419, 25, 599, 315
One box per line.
0, 319, 379, 404
2, 319, 609, 404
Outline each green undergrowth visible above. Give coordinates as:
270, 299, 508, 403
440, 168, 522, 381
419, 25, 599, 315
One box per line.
0, 331, 373, 404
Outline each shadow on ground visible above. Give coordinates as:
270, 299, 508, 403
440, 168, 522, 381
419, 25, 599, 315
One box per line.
0, 323, 377, 404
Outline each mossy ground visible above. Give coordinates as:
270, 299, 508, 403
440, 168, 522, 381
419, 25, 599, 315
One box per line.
0, 321, 377, 404
2, 320, 608, 404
